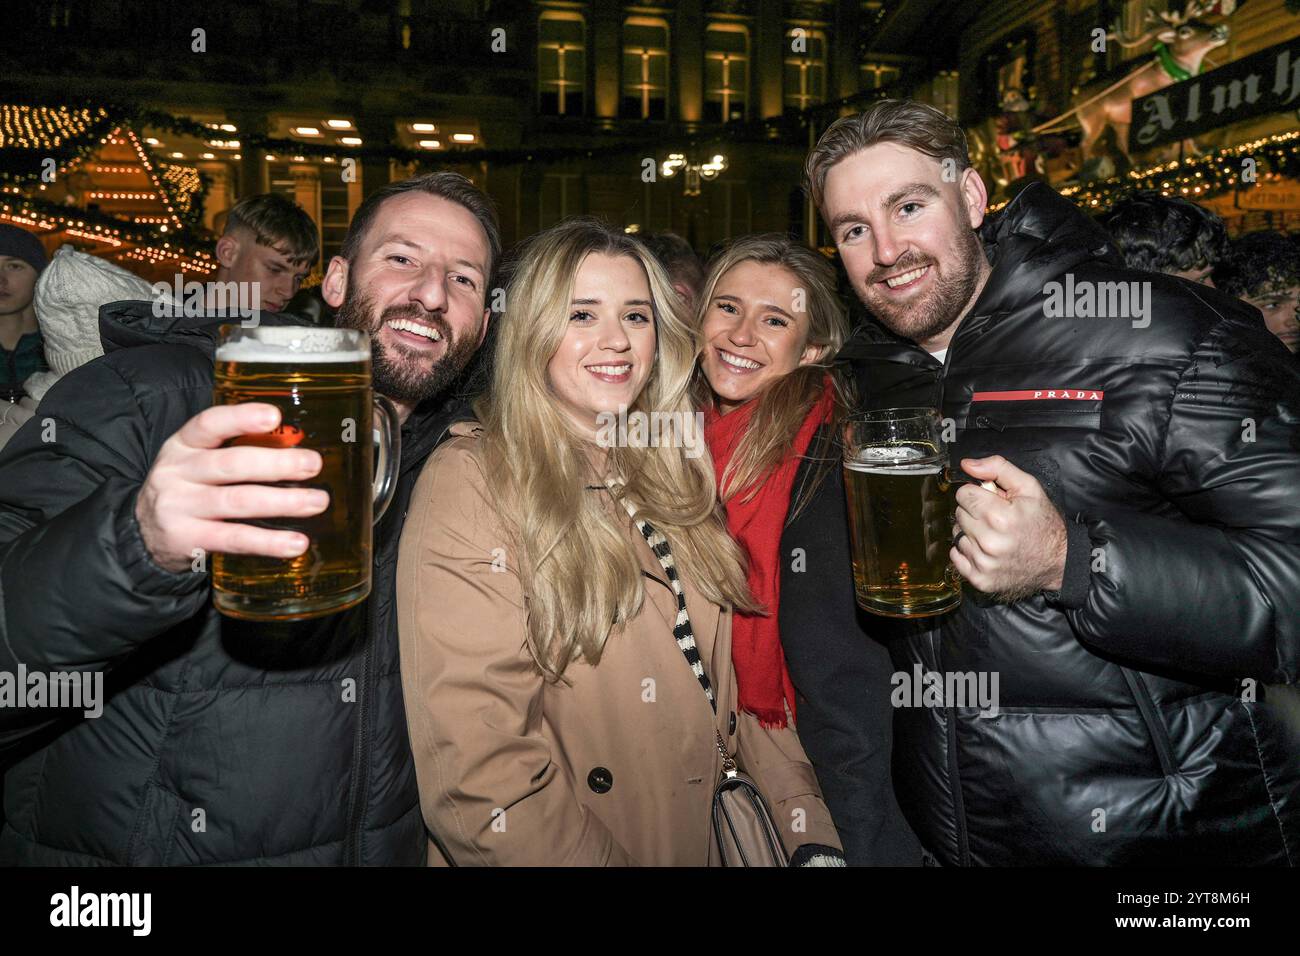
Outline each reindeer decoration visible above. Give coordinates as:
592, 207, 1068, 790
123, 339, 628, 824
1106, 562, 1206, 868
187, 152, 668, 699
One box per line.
1035, 0, 1233, 177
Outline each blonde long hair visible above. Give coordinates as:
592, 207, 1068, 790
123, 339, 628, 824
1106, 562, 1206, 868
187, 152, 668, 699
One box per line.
690, 234, 854, 518
475, 218, 755, 679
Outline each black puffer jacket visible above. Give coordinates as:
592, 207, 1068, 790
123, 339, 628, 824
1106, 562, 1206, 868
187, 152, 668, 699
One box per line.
782, 183, 1300, 866
0, 302, 466, 864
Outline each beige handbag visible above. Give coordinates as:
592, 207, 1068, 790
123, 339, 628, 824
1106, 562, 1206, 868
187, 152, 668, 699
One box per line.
709, 729, 789, 867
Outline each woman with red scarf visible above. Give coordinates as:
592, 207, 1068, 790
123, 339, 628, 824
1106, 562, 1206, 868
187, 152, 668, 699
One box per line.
692, 234, 923, 865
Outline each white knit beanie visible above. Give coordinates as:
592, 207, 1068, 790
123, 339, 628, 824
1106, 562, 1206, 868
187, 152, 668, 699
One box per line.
32, 244, 154, 379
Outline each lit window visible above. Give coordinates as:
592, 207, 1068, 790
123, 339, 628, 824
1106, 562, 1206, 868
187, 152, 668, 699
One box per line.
48, 0, 71, 29
860, 63, 901, 92
623, 18, 669, 120
539, 12, 586, 117
784, 27, 827, 114
398, 0, 412, 50
705, 24, 748, 123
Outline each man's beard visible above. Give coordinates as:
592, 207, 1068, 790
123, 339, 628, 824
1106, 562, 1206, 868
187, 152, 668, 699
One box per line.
334, 277, 478, 406
855, 228, 986, 344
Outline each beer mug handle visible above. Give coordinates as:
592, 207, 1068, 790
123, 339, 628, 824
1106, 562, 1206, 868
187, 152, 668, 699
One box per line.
942, 466, 1000, 495
372, 395, 401, 524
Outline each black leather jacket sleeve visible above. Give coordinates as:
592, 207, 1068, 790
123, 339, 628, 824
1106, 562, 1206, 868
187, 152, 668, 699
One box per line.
1067, 319, 1300, 683
0, 358, 208, 732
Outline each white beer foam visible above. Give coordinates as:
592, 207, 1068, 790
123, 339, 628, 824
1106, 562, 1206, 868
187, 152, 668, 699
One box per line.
216, 328, 369, 364
846, 445, 942, 475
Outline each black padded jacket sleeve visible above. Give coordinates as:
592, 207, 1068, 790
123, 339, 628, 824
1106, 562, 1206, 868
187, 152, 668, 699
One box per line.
0, 357, 208, 735
1067, 319, 1300, 683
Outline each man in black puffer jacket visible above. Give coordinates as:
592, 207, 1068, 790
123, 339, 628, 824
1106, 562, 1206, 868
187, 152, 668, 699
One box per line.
0, 172, 496, 864
782, 99, 1300, 865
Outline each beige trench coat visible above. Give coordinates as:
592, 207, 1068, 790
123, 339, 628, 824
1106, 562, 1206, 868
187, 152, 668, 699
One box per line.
396, 422, 842, 865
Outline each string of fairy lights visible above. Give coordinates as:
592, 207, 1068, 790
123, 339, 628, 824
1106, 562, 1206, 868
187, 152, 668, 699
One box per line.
0, 192, 217, 274
0, 105, 109, 151
987, 131, 1300, 216
160, 162, 202, 219
119, 127, 187, 232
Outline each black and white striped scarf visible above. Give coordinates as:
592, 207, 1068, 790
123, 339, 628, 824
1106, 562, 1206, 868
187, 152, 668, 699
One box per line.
608, 482, 717, 713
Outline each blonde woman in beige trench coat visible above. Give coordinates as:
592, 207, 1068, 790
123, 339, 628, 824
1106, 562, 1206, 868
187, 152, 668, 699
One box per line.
396, 218, 844, 866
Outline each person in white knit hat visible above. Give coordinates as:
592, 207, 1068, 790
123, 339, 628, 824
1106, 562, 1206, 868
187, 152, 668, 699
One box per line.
0, 244, 152, 450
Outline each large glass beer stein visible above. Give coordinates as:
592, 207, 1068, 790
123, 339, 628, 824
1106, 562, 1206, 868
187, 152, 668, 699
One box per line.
842, 407, 962, 618
211, 325, 400, 621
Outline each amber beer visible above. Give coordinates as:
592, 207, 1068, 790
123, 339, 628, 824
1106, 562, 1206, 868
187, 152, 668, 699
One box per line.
211, 326, 398, 622
843, 409, 961, 618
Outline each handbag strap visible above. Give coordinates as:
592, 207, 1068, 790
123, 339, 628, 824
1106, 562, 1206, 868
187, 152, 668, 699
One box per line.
610, 483, 739, 774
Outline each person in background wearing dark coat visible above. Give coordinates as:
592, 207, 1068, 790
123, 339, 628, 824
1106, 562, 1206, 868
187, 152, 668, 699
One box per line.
0, 172, 497, 865
1214, 230, 1300, 355
1099, 189, 1228, 287
692, 233, 923, 865
0, 223, 49, 404
799, 98, 1299, 865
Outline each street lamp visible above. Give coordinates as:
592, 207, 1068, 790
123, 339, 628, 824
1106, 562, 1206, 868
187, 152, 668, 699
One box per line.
660, 152, 728, 196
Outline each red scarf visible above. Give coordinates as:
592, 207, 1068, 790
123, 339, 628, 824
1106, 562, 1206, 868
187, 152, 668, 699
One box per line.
704, 377, 835, 729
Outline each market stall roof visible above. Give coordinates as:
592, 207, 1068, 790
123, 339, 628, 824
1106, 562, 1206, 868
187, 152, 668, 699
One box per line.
0, 102, 213, 276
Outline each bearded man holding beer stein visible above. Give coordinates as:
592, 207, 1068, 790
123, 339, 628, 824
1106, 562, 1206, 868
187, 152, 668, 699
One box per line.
783, 99, 1300, 865
0, 172, 497, 865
